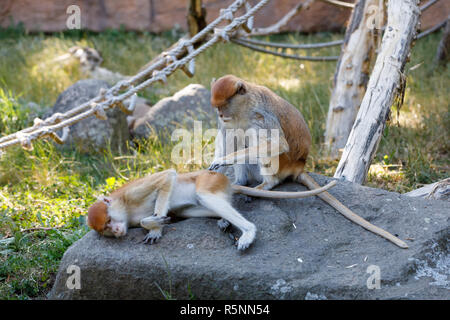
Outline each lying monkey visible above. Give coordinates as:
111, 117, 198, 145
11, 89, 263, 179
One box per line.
87, 169, 336, 250
209, 75, 408, 249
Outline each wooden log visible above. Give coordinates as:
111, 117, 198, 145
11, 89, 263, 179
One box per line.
334, 0, 420, 184
404, 178, 450, 200
324, 0, 379, 158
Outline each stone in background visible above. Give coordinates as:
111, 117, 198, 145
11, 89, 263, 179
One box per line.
50, 79, 130, 153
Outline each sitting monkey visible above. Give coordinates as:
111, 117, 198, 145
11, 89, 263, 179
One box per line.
208, 75, 408, 249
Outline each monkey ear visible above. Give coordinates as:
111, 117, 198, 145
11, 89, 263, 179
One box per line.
210, 77, 216, 88
236, 81, 246, 95
98, 195, 112, 206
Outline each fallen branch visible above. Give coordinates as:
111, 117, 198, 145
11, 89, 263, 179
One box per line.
405, 177, 450, 200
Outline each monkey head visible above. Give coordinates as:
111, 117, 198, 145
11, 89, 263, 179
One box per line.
87, 195, 127, 238
211, 75, 250, 125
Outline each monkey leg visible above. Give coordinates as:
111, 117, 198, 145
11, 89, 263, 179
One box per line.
298, 172, 408, 249
217, 218, 231, 231
196, 192, 257, 251
233, 164, 252, 186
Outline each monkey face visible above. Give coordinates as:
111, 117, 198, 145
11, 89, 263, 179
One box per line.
216, 105, 233, 122
103, 220, 127, 238
211, 75, 248, 124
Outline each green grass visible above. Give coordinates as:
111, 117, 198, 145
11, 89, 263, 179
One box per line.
0, 27, 448, 299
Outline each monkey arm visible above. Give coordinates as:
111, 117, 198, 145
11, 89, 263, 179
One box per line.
138, 169, 176, 244
210, 131, 228, 174
153, 170, 177, 217
209, 136, 289, 170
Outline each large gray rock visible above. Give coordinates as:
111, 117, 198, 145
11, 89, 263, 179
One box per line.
49, 174, 449, 300
50, 79, 130, 153
131, 84, 216, 140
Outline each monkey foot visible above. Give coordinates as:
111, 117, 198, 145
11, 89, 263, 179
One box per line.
217, 219, 230, 231
142, 229, 162, 245
236, 228, 256, 251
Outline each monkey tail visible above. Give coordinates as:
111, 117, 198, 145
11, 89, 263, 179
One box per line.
298, 172, 408, 249
232, 180, 336, 199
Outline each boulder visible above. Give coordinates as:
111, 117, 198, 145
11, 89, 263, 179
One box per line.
49, 173, 449, 299
50, 79, 130, 153
131, 84, 216, 140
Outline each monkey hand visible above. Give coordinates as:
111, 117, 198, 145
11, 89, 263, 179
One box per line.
142, 228, 162, 245
140, 215, 171, 230
208, 159, 233, 171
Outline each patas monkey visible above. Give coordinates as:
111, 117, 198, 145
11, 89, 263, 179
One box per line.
87, 169, 336, 250
209, 75, 408, 249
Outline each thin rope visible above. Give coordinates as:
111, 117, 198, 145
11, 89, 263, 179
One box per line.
235, 37, 344, 49
231, 38, 339, 61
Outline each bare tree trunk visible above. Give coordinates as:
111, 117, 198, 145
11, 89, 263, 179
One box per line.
435, 16, 450, 66
334, 0, 420, 184
187, 0, 207, 37
324, 0, 380, 159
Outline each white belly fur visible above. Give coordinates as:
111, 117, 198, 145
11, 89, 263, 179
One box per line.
168, 182, 198, 210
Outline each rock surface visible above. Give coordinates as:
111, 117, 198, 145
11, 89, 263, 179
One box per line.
131, 84, 216, 140
49, 173, 449, 299
50, 79, 130, 153
1, 0, 447, 33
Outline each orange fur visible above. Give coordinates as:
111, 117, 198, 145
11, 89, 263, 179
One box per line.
195, 171, 230, 194
211, 75, 240, 107
176, 170, 203, 184
87, 201, 109, 232
253, 85, 311, 173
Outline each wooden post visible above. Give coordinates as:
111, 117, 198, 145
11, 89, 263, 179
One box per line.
435, 16, 450, 66
324, 0, 380, 159
334, 0, 420, 184
187, 0, 207, 37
